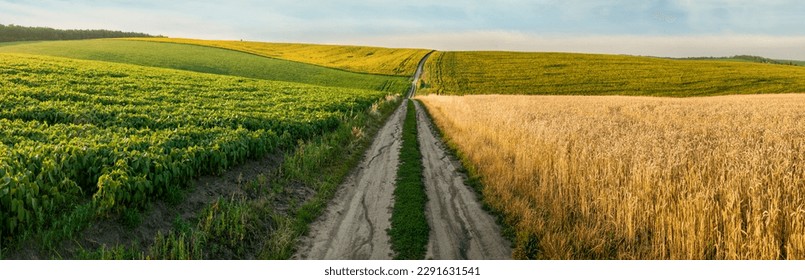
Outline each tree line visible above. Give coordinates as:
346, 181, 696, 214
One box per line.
0, 24, 158, 42
679, 55, 802, 66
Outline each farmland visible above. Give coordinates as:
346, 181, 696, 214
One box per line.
128, 37, 432, 76
0, 40, 409, 93
417, 94, 805, 259
422, 51, 805, 96
0, 52, 397, 253
4, 32, 805, 261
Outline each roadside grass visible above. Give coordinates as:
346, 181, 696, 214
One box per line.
0, 39, 409, 93
75, 244, 144, 260
388, 100, 429, 260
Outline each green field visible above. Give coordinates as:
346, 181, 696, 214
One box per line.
0, 52, 395, 244
0, 39, 409, 93
422, 51, 805, 97
128, 37, 432, 76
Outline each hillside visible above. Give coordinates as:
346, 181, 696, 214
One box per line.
127, 37, 431, 76
422, 51, 805, 97
0, 39, 409, 93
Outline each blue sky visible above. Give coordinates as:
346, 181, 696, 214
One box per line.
2, 0, 804, 59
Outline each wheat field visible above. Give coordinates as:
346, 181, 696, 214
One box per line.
417, 94, 805, 259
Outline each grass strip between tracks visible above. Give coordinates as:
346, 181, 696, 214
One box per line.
389, 100, 429, 259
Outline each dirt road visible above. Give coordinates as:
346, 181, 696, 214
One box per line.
295, 51, 509, 259
294, 100, 406, 259
413, 101, 511, 259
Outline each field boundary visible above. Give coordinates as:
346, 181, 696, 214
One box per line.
414, 98, 518, 246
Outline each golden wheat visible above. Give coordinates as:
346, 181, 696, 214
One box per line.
418, 94, 805, 259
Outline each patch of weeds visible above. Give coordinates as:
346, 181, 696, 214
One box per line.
258, 214, 295, 259
270, 181, 283, 197
148, 230, 206, 260
243, 174, 268, 198
197, 198, 253, 252
75, 244, 144, 260
120, 207, 142, 229
165, 185, 184, 206
173, 216, 193, 236
38, 203, 97, 251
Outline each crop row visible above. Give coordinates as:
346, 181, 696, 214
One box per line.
0, 53, 393, 239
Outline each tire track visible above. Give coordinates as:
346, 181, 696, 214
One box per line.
294, 102, 406, 259
413, 101, 512, 259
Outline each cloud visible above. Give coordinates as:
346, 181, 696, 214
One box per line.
1, 0, 804, 59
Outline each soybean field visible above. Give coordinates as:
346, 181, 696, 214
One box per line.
0, 52, 395, 255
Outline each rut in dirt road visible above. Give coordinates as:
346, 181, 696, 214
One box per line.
413, 101, 512, 259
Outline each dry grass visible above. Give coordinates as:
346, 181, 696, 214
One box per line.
417, 94, 805, 259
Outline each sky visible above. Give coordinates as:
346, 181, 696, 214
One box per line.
2, 0, 804, 59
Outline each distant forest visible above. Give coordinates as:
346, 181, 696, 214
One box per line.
0, 24, 157, 42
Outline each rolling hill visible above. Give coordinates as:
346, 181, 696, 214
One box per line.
422, 51, 805, 97
127, 37, 432, 76
0, 39, 409, 93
